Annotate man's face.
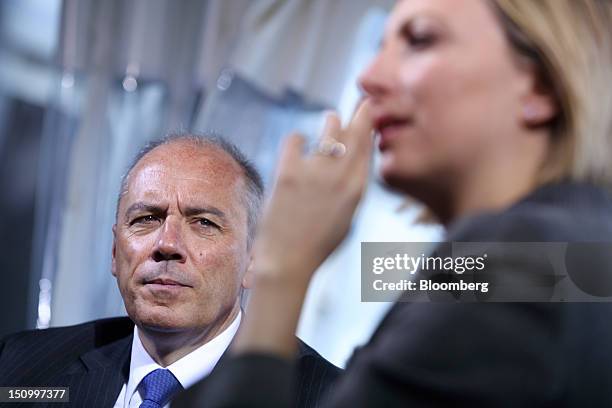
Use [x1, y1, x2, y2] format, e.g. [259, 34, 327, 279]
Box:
[112, 141, 250, 333]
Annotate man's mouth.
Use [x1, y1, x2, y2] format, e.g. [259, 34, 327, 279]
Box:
[145, 278, 190, 287]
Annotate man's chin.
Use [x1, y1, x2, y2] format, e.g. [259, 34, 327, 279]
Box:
[139, 323, 186, 333]
[130, 306, 192, 333]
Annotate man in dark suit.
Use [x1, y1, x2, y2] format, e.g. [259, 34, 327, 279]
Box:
[0, 134, 339, 408]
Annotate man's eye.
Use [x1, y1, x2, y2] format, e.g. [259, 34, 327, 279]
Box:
[131, 215, 159, 225]
[197, 218, 220, 229]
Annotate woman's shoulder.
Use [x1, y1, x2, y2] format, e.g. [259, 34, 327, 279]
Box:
[447, 181, 612, 242]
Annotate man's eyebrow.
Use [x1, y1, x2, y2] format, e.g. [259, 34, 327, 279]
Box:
[124, 202, 165, 220]
[183, 206, 227, 222]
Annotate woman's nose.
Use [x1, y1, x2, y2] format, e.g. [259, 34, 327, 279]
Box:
[358, 48, 395, 99]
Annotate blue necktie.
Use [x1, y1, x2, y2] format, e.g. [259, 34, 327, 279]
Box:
[138, 368, 183, 408]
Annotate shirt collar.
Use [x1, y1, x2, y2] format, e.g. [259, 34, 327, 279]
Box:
[124, 312, 241, 405]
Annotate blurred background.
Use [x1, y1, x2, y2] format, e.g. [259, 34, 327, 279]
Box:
[0, 0, 441, 367]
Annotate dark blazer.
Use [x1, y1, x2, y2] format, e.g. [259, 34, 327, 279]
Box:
[0, 317, 340, 408]
[191, 182, 612, 407]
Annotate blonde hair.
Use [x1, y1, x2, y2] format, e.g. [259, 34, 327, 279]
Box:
[492, 0, 612, 187]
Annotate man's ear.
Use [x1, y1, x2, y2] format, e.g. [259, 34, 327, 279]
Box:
[520, 68, 559, 127]
[111, 224, 117, 278]
[242, 255, 255, 289]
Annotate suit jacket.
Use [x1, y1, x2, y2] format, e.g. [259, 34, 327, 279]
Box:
[190, 182, 612, 407]
[0, 317, 340, 408]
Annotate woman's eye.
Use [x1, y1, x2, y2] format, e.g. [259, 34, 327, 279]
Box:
[408, 32, 435, 48]
[400, 21, 437, 50]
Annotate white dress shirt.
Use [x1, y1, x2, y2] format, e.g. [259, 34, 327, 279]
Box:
[113, 312, 241, 408]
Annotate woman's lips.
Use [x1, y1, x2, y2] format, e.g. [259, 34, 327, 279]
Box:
[376, 119, 412, 151]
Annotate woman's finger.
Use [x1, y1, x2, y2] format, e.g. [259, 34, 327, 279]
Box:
[320, 111, 342, 142]
[345, 98, 375, 162]
[277, 133, 306, 172]
[310, 112, 345, 162]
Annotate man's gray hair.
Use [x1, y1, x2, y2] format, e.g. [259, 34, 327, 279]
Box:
[117, 132, 264, 247]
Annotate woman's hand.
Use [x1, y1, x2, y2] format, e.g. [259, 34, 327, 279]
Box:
[252, 100, 375, 283]
[234, 101, 374, 357]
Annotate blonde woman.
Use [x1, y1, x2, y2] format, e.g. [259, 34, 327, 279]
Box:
[177, 0, 612, 406]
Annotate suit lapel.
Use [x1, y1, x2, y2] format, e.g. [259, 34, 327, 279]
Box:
[61, 334, 132, 408]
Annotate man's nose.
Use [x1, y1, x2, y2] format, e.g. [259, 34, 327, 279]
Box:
[152, 218, 187, 262]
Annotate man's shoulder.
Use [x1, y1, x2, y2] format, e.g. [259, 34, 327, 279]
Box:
[296, 338, 340, 371]
[0, 317, 133, 385]
[294, 338, 341, 407]
[172, 336, 341, 408]
[1, 316, 133, 349]
[296, 337, 323, 358]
